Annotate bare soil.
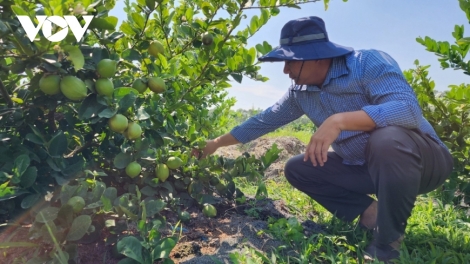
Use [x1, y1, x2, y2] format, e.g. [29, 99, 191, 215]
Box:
[0, 136, 323, 264]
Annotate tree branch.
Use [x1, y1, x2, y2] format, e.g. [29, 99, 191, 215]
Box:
[64, 141, 97, 159]
[178, 8, 242, 103]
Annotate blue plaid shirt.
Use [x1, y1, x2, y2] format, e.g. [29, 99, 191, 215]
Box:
[230, 49, 447, 165]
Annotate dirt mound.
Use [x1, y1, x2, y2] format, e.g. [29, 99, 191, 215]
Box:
[214, 136, 307, 179]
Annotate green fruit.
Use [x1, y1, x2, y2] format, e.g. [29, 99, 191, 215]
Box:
[39, 74, 61, 95]
[108, 114, 128, 133]
[179, 211, 190, 222]
[67, 196, 85, 213]
[60, 76, 88, 101]
[95, 78, 114, 96]
[132, 79, 148, 94]
[202, 204, 217, 218]
[155, 164, 169, 182]
[125, 122, 142, 140]
[148, 77, 166, 93]
[125, 162, 141, 178]
[148, 41, 164, 57]
[202, 33, 213, 46]
[96, 59, 117, 78]
[209, 176, 220, 186]
[167, 157, 183, 170]
[215, 183, 226, 192]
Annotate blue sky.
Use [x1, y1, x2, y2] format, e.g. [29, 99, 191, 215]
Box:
[110, 0, 469, 110]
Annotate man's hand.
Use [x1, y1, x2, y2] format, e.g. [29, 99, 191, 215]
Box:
[304, 115, 342, 166]
[303, 111, 376, 166]
[191, 140, 219, 159]
[190, 133, 240, 159]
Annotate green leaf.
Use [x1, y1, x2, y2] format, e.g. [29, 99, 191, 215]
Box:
[103, 187, 117, 201]
[201, 2, 214, 17]
[114, 152, 132, 169]
[117, 236, 144, 263]
[62, 158, 85, 177]
[139, 186, 157, 197]
[48, 131, 67, 158]
[21, 193, 41, 209]
[28, 125, 44, 140]
[66, 215, 92, 241]
[230, 73, 243, 83]
[118, 93, 137, 112]
[255, 44, 265, 55]
[78, 94, 107, 120]
[20, 166, 37, 188]
[114, 87, 139, 101]
[89, 17, 118, 30]
[0, 20, 8, 34]
[36, 207, 60, 223]
[120, 22, 137, 35]
[185, 8, 194, 21]
[14, 154, 30, 178]
[249, 15, 259, 35]
[255, 181, 268, 199]
[119, 205, 138, 221]
[63, 45, 84, 71]
[57, 204, 74, 227]
[260, 143, 281, 169]
[122, 49, 142, 62]
[131, 13, 145, 29]
[247, 47, 256, 65]
[11, 5, 29, 16]
[152, 237, 177, 259]
[457, 37, 470, 45]
[146, 0, 156, 9]
[47, 158, 61, 172]
[144, 199, 166, 217]
[101, 196, 113, 212]
[98, 107, 118, 118]
[25, 133, 44, 145]
[91, 181, 106, 203]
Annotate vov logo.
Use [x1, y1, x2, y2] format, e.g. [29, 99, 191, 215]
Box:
[17, 16, 94, 42]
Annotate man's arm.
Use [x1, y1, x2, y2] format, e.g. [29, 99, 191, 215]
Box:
[196, 89, 304, 158]
[360, 50, 422, 129]
[303, 110, 376, 166]
[334, 110, 376, 131]
[197, 133, 240, 158]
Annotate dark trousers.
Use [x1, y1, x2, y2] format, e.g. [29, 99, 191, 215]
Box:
[284, 126, 453, 245]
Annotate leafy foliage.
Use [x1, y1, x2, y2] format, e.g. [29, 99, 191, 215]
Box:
[407, 0, 470, 205]
[0, 0, 325, 262]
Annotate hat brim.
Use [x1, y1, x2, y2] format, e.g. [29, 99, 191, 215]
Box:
[258, 41, 354, 62]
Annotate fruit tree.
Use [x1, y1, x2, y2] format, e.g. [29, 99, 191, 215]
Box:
[0, 0, 320, 262]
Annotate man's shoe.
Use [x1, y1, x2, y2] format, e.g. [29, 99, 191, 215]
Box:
[363, 241, 400, 263]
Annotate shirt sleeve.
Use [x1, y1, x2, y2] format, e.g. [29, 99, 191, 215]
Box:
[230, 89, 304, 143]
[360, 50, 422, 129]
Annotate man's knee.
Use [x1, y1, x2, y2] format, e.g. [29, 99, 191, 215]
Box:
[284, 155, 304, 182]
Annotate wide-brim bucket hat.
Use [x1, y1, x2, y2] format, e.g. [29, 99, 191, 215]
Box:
[258, 16, 353, 62]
